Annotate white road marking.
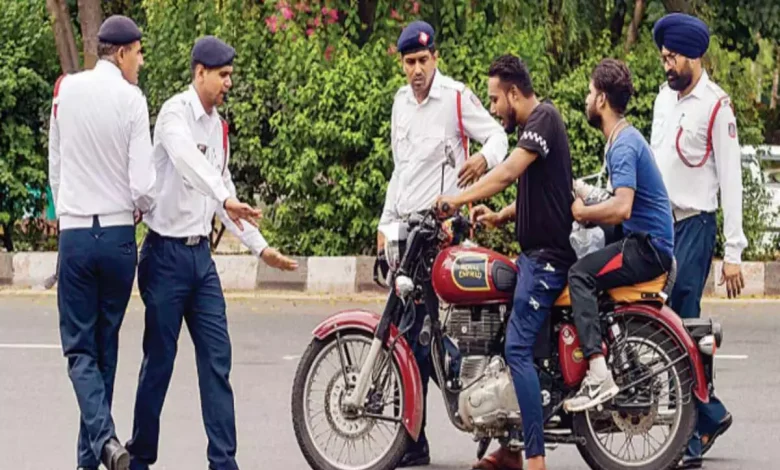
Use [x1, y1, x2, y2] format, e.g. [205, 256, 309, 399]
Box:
[283, 355, 301, 361]
[716, 354, 749, 360]
[0, 343, 60, 349]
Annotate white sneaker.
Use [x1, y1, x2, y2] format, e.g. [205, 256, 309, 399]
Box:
[564, 370, 619, 413]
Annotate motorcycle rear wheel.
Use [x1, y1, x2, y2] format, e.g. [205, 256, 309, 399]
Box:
[291, 330, 411, 470]
[573, 313, 697, 470]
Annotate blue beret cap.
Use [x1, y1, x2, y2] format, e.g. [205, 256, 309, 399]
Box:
[97, 15, 142, 45]
[191, 36, 236, 69]
[653, 13, 710, 59]
[397, 21, 435, 55]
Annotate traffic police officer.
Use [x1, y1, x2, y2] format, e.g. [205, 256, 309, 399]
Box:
[124, 36, 298, 470]
[650, 13, 746, 469]
[49, 14, 155, 470]
[379, 21, 509, 467]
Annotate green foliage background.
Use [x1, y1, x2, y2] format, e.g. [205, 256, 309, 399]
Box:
[2, 0, 778, 260]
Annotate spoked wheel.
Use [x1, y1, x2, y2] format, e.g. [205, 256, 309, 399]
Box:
[574, 313, 697, 470]
[291, 330, 411, 470]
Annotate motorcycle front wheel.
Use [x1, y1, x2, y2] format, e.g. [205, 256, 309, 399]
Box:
[573, 313, 698, 470]
[291, 330, 411, 470]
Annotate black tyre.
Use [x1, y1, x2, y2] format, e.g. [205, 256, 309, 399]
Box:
[291, 330, 411, 470]
[573, 312, 698, 470]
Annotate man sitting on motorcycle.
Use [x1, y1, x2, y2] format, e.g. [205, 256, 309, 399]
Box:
[563, 59, 675, 413]
[436, 54, 577, 470]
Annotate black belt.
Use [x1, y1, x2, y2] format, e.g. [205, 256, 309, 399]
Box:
[148, 230, 207, 246]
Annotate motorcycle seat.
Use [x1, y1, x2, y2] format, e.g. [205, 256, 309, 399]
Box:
[553, 273, 669, 307]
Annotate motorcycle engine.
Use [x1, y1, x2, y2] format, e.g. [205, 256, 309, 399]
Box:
[444, 306, 521, 433]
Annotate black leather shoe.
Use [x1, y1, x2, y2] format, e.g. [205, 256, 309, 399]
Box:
[101, 438, 130, 470]
[398, 443, 430, 467]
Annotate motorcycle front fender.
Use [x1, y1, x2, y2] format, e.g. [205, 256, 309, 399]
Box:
[615, 304, 710, 404]
[312, 309, 425, 441]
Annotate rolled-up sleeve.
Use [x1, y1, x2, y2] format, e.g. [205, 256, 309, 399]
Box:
[459, 88, 508, 169]
[712, 99, 748, 264]
[156, 100, 231, 204]
[48, 103, 61, 209]
[127, 93, 156, 212]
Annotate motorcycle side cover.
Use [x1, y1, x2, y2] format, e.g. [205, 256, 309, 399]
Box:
[311, 309, 425, 441]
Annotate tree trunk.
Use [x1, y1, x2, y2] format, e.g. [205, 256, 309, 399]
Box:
[610, 0, 627, 47]
[625, 0, 646, 51]
[357, 0, 378, 47]
[771, 45, 779, 110]
[78, 0, 103, 69]
[46, 0, 80, 73]
[661, 0, 693, 13]
[1, 223, 13, 252]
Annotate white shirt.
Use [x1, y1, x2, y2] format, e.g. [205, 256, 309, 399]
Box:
[144, 85, 268, 256]
[650, 71, 748, 264]
[48, 60, 156, 229]
[380, 70, 508, 224]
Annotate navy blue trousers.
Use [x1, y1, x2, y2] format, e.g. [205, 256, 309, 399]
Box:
[405, 302, 435, 452]
[506, 253, 568, 458]
[57, 218, 137, 468]
[126, 231, 237, 470]
[670, 213, 729, 458]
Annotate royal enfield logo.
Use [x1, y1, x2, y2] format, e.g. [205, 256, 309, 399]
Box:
[451, 253, 490, 292]
[562, 327, 575, 346]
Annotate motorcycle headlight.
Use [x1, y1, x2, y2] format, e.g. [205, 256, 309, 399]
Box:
[379, 222, 408, 272]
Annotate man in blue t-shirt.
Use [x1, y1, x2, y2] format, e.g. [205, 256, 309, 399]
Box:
[564, 59, 674, 413]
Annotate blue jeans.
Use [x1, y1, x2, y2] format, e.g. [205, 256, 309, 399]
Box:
[57, 218, 137, 468]
[505, 253, 568, 458]
[670, 213, 729, 458]
[127, 231, 237, 470]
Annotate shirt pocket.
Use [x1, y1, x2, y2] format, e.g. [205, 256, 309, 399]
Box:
[409, 123, 446, 163]
[675, 113, 710, 164]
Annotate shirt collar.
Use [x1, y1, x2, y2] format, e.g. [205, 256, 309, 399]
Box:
[679, 70, 710, 101]
[406, 68, 443, 104]
[186, 84, 216, 122]
[95, 59, 123, 78]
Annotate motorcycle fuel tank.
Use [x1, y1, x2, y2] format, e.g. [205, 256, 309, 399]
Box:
[432, 246, 517, 305]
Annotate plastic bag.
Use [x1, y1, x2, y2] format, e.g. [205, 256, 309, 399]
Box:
[569, 221, 606, 259]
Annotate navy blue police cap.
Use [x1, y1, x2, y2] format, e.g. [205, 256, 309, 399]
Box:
[191, 36, 236, 69]
[97, 15, 142, 45]
[653, 13, 710, 59]
[397, 21, 435, 55]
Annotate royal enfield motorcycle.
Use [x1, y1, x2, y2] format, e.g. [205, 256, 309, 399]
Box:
[291, 205, 723, 470]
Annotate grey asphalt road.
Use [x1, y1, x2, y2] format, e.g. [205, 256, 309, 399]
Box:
[0, 294, 778, 470]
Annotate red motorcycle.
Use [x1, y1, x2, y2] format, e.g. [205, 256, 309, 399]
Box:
[291, 206, 722, 470]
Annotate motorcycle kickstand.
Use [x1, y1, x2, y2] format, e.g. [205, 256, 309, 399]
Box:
[476, 437, 491, 460]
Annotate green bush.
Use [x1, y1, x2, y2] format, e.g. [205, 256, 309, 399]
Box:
[0, 0, 60, 250]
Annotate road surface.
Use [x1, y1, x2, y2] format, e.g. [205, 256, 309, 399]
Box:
[0, 294, 777, 469]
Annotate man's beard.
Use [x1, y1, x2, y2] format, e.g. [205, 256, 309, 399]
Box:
[586, 105, 602, 130]
[666, 69, 693, 91]
[503, 108, 518, 133]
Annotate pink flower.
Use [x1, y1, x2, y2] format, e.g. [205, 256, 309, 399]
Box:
[295, 1, 310, 13]
[328, 9, 339, 21]
[313, 16, 322, 27]
[265, 16, 278, 33]
[412, 1, 420, 14]
[387, 44, 397, 55]
[321, 6, 329, 15]
[281, 6, 294, 20]
[324, 45, 334, 61]
[306, 28, 314, 37]
[391, 9, 401, 20]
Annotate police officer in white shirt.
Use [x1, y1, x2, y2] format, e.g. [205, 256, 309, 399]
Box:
[124, 36, 297, 470]
[48, 15, 154, 470]
[379, 21, 509, 467]
[650, 13, 743, 469]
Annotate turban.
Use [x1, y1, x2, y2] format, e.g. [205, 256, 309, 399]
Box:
[653, 13, 710, 59]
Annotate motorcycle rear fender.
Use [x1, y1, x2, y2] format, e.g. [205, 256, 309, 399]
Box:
[614, 304, 709, 403]
[311, 309, 425, 441]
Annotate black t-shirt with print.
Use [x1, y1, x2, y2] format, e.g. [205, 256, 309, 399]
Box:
[514, 100, 577, 268]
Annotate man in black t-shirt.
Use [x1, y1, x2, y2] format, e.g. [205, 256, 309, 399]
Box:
[436, 54, 575, 470]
